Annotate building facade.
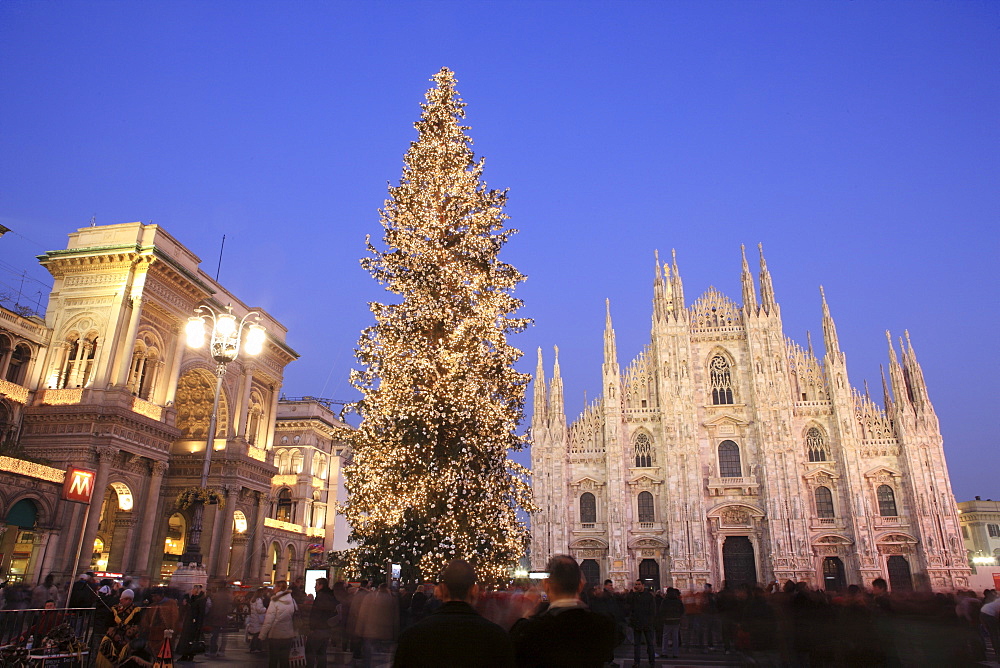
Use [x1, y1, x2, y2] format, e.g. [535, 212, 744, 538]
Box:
[958, 498, 1000, 567]
[0, 222, 306, 585]
[266, 396, 352, 584]
[531, 246, 970, 593]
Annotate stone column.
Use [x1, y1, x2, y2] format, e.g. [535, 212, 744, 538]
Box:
[0, 343, 14, 379]
[131, 461, 168, 575]
[67, 337, 86, 387]
[210, 486, 238, 579]
[161, 327, 185, 406]
[107, 514, 137, 572]
[234, 364, 255, 439]
[38, 529, 61, 582]
[229, 536, 248, 582]
[113, 297, 144, 387]
[248, 493, 268, 584]
[76, 446, 117, 573]
[264, 385, 280, 449]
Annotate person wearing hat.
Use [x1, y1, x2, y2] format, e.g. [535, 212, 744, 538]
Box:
[141, 588, 179, 658]
[69, 572, 98, 608]
[96, 588, 146, 668]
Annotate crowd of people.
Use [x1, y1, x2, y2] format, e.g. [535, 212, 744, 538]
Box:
[2, 560, 999, 667]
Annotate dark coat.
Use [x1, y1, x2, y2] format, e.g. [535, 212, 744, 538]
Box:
[510, 602, 616, 668]
[68, 580, 95, 608]
[393, 600, 515, 668]
[626, 589, 656, 629]
[309, 586, 339, 631]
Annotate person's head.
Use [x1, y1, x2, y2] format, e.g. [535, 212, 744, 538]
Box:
[43, 574, 54, 587]
[274, 580, 288, 592]
[633, 580, 645, 593]
[44, 599, 56, 610]
[150, 588, 165, 602]
[120, 589, 135, 604]
[85, 572, 97, 583]
[315, 577, 328, 593]
[704, 583, 713, 591]
[603, 579, 613, 590]
[544, 555, 583, 601]
[437, 559, 478, 603]
[872, 578, 888, 594]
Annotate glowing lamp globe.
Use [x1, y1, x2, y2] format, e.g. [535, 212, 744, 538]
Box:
[185, 316, 206, 348]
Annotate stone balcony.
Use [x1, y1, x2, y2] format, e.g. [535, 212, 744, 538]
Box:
[0, 377, 29, 404]
[810, 516, 846, 530]
[874, 515, 906, 528]
[707, 475, 760, 496]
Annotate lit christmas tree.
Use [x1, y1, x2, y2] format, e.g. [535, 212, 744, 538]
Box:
[341, 68, 533, 584]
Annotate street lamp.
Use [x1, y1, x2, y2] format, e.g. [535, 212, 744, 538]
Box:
[177, 303, 266, 568]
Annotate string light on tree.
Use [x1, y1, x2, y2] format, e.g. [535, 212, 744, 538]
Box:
[339, 67, 534, 584]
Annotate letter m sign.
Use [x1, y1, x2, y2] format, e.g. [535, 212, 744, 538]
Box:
[63, 468, 97, 503]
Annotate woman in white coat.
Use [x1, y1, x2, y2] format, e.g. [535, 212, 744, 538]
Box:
[259, 580, 298, 668]
[246, 588, 269, 653]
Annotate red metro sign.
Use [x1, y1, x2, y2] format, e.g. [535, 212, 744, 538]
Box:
[63, 467, 97, 503]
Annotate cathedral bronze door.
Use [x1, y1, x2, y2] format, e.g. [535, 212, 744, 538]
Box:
[722, 536, 755, 588]
[581, 559, 601, 589]
[886, 555, 913, 592]
[822, 557, 846, 591]
[639, 558, 660, 591]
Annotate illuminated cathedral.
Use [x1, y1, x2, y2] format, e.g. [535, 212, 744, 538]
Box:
[530, 245, 970, 592]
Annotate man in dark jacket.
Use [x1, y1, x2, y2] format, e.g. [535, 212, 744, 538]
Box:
[626, 579, 656, 667]
[510, 555, 616, 668]
[394, 560, 514, 668]
[307, 578, 339, 668]
[68, 572, 97, 608]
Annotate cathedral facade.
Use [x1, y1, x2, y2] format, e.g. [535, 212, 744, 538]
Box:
[530, 246, 970, 593]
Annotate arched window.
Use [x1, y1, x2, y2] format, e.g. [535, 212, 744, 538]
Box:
[6, 343, 30, 385]
[718, 440, 742, 478]
[246, 392, 264, 446]
[276, 488, 293, 522]
[877, 485, 898, 517]
[634, 433, 652, 468]
[806, 427, 827, 462]
[709, 355, 734, 405]
[579, 492, 596, 524]
[637, 491, 655, 523]
[291, 449, 304, 474]
[815, 486, 835, 518]
[275, 450, 290, 474]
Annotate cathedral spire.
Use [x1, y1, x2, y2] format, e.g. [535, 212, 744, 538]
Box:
[880, 363, 894, 412]
[670, 248, 685, 316]
[806, 330, 814, 356]
[758, 243, 776, 314]
[533, 346, 547, 430]
[604, 298, 620, 376]
[653, 250, 667, 322]
[741, 244, 758, 313]
[820, 286, 840, 356]
[903, 331, 929, 403]
[549, 345, 565, 421]
[886, 330, 910, 410]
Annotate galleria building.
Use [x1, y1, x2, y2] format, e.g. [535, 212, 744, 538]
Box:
[530, 246, 971, 593]
[0, 222, 351, 586]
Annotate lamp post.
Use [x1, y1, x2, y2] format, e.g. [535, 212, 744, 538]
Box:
[177, 303, 266, 569]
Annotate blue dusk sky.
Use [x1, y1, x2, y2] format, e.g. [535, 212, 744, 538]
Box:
[1, 2, 996, 500]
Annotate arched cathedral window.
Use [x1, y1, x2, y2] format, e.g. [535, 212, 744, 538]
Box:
[815, 486, 835, 518]
[806, 427, 827, 462]
[709, 355, 734, 405]
[877, 485, 898, 517]
[718, 440, 742, 478]
[634, 433, 652, 468]
[579, 492, 596, 524]
[275, 488, 293, 522]
[637, 491, 655, 523]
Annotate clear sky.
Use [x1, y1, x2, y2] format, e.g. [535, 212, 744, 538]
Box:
[1, 1, 996, 500]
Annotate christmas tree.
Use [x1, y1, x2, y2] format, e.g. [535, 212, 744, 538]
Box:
[342, 68, 533, 584]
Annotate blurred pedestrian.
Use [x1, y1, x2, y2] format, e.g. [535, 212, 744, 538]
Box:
[394, 559, 514, 668]
[260, 580, 298, 668]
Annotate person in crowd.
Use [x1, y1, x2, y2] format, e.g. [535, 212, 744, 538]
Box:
[246, 587, 269, 654]
[95, 589, 147, 668]
[176, 583, 208, 661]
[393, 559, 514, 668]
[16, 599, 64, 645]
[306, 577, 339, 668]
[981, 590, 1000, 662]
[357, 583, 399, 668]
[141, 588, 179, 659]
[205, 583, 234, 658]
[260, 580, 299, 668]
[290, 576, 308, 606]
[658, 587, 684, 658]
[69, 572, 97, 608]
[626, 579, 656, 668]
[510, 554, 616, 668]
[30, 574, 59, 609]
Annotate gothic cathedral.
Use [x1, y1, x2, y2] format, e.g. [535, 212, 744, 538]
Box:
[530, 245, 970, 593]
